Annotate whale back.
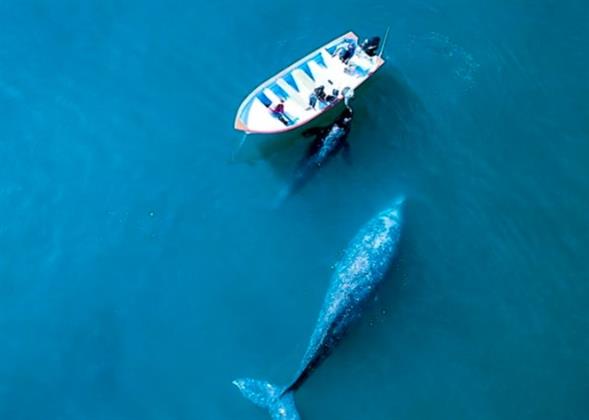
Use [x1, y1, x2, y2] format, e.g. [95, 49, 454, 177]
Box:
[316, 204, 403, 348]
[330, 204, 403, 302]
[314, 125, 348, 163]
[289, 202, 404, 389]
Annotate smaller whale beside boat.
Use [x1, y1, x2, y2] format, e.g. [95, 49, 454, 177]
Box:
[275, 108, 353, 205]
[233, 198, 405, 419]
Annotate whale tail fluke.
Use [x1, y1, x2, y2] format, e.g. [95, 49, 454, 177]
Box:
[232, 378, 300, 420]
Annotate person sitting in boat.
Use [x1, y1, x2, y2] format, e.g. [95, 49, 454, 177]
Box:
[307, 85, 340, 110]
[325, 88, 339, 103]
[307, 85, 326, 110]
[307, 89, 318, 110]
[271, 99, 293, 125]
[339, 42, 356, 64]
[315, 85, 327, 101]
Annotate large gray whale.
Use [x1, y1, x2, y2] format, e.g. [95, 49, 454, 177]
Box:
[233, 198, 405, 419]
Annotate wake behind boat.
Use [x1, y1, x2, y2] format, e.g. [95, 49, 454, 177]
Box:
[234, 32, 385, 134]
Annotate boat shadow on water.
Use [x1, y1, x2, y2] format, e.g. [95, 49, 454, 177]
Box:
[348, 67, 433, 164]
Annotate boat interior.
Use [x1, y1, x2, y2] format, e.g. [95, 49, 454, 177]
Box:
[238, 38, 380, 133]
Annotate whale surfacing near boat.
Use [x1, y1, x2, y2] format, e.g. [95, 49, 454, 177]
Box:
[275, 108, 353, 206]
[233, 198, 405, 419]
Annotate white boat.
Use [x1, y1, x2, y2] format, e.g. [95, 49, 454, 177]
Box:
[234, 32, 385, 134]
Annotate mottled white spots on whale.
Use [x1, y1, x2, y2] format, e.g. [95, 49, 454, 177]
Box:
[372, 232, 388, 248]
[368, 215, 397, 249]
[382, 215, 395, 228]
[349, 254, 369, 276]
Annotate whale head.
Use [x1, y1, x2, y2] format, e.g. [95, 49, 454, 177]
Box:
[335, 108, 353, 130]
[363, 196, 405, 252]
[380, 196, 405, 226]
[378, 196, 405, 231]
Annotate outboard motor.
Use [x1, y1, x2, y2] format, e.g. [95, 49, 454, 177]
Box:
[360, 36, 381, 57]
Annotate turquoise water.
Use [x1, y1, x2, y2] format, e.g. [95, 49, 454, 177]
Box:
[1, 1, 588, 419]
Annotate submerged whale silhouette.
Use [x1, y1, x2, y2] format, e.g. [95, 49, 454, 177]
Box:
[275, 108, 353, 205]
[233, 198, 405, 419]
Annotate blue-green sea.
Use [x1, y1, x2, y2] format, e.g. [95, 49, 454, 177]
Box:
[1, 1, 588, 419]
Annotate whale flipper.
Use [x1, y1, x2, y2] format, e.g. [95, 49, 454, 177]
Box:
[232, 378, 300, 420]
